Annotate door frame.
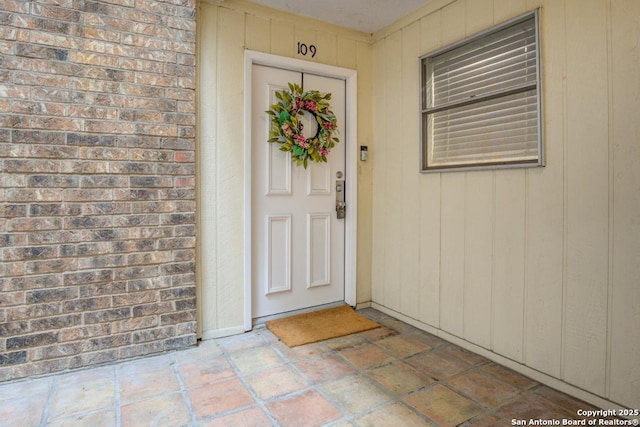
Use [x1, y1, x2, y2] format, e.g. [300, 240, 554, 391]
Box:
[243, 50, 358, 330]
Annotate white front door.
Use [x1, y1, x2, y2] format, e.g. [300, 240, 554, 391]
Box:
[251, 64, 346, 319]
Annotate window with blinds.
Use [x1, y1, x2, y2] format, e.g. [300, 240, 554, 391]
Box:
[420, 11, 542, 171]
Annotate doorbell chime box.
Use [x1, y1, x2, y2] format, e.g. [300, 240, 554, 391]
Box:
[360, 146, 368, 161]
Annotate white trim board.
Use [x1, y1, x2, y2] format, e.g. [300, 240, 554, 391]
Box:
[243, 50, 358, 331]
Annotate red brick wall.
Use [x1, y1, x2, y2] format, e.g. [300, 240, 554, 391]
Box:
[0, 0, 197, 381]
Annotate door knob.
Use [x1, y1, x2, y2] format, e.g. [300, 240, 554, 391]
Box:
[336, 179, 345, 219]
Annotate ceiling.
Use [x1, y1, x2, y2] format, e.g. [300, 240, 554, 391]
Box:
[249, 0, 432, 33]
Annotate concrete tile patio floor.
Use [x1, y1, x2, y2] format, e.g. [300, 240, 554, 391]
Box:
[0, 308, 600, 427]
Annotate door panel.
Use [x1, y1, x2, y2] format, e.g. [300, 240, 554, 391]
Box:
[251, 65, 346, 319]
[308, 212, 331, 287]
[266, 214, 291, 294]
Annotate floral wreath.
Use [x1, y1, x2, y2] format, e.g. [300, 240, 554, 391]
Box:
[266, 83, 339, 169]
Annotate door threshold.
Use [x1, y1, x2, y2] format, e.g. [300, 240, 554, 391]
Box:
[252, 301, 348, 327]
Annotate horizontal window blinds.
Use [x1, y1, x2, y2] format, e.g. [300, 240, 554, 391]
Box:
[421, 13, 541, 170]
[428, 90, 539, 166]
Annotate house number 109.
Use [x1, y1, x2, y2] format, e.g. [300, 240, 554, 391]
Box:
[297, 42, 316, 58]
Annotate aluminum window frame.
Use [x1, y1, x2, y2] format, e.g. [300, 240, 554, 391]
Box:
[419, 10, 544, 173]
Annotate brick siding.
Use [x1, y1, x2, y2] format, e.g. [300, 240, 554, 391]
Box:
[0, 0, 197, 381]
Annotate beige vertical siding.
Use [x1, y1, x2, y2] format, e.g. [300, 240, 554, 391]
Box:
[564, 0, 609, 396]
[609, 0, 640, 408]
[371, 0, 640, 409]
[197, 0, 373, 337]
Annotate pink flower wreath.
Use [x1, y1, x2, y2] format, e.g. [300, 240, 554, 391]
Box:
[266, 83, 339, 169]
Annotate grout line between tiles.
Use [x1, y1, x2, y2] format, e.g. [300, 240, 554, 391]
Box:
[39, 376, 55, 427]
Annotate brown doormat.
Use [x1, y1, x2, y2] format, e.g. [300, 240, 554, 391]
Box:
[265, 305, 380, 347]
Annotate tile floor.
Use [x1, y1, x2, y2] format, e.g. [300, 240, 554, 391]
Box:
[0, 308, 604, 427]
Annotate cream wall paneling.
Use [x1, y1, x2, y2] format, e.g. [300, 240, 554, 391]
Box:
[369, 0, 640, 411]
[609, 0, 640, 407]
[563, 0, 609, 396]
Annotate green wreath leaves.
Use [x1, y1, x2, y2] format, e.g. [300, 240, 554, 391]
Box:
[266, 82, 339, 169]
